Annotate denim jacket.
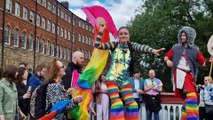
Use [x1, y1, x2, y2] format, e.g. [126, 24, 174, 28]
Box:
[0, 78, 18, 120]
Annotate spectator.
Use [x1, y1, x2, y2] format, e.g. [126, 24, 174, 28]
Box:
[128, 70, 144, 109]
[95, 74, 109, 120]
[0, 65, 22, 120]
[62, 51, 84, 90]
[27, 63, 46, 91]
[144, 69, 163, 120]
[16, 67, 31, 116]
[19, 62, 32, 82]
[203, 76, 213, 120]
[197, 76, 210, 120]
[45, 59, 84, 119]
[19, 62, 28, 68]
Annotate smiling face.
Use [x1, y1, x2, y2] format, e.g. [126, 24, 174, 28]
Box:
[118, 27, 130, 43]
[56, 60, 66, 78]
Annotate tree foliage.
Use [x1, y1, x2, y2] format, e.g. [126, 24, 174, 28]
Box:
[127, 0, 213, 91]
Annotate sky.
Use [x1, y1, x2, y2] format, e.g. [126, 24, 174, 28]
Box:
[58, 0, 144, 30]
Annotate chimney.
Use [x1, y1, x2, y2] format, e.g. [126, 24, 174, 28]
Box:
[61, 1, 69, 9]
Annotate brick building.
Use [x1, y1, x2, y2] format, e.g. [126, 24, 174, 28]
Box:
[0, 0, 94, 70]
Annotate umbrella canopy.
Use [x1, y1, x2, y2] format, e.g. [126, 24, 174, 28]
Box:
[82, 5, 117, 39]
[207, 35, 213, 56]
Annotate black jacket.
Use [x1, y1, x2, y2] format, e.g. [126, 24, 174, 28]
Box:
[62, 62, 81, 90]
[16, 83, 30, 116]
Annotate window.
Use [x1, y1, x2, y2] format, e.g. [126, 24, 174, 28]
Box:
[82, 23, 84, 29]
[61, 28, 63, 37]
[85, 51, 88, 59]
[58, 8, 60, 16]
[21, 32, 27, 49]
[85, 36, 88, 44]
[37, 0, 41, 4]
[82, 35, 84, 43]
[15, 3, 20, 16]
[60, 46, 63, 58]
[61, 11, 64, 19]
[46, 41, 50, 55]
[36, 37, 39, 52]
[79, 21, 81, 27]
[47, 20, 51, 31]
[30, 11, 34, 23]
[64, 30, 67, 39]
[72, 34, 75, 42]
[41, 39, 44, 53]
[57, 26, 60, 35]
[42, 0, 46, 7]
[47, 2, 52, 10]
[42, 17, 46, 29]
[52, 23, 55, 33]
[67, 32, 70, 40]
[23, 7, 28, 20]
[68, 16, 71, 23]
[14, 28, 19, 47]
[36, 14, 40, 26]
[6, 0, 12, 12]
[63, 48, 67, 59]
[78, 34, 81, 42]
[4, 25, 11, 45]
[29, 34, 33, 50]
[52, 5, 56, 13]
[67, 49, 70, 61]
[73, 19, 75, 26]
[51, 43, 54, 56]
[65, 14, 67, 21]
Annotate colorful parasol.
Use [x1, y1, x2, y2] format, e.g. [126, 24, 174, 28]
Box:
[207, 35, 213, 76]
[82, 5, 117, 39]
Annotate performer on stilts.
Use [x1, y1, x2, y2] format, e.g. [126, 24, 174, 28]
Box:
[164, 26, 213, 120]
[95, 19, 165, 120]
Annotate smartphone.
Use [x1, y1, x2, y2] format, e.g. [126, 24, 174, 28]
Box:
[27, 86, 32, 92]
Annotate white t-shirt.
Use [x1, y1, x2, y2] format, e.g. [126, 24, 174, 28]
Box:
[133, 79, 140, 98]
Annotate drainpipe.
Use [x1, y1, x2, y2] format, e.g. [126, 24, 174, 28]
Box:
[33, 0, 38, 71]
[1, 0, 6, 67]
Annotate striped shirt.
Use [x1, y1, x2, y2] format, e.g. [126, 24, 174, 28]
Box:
[95, 32, 153, 53]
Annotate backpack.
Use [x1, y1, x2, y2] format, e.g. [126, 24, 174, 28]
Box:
[111, 42, 135, 77]
[30, 83, 48, 119]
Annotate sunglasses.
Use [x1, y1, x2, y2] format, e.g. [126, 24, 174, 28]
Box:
[58, 65, 65, 70]
[119, 32, 128, 35]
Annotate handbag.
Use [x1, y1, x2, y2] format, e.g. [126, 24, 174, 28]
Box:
[205, 104, 213, 114]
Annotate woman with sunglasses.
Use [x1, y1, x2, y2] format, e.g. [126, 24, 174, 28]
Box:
[94, 19, 165, 120]
[45, 59, 84, 120]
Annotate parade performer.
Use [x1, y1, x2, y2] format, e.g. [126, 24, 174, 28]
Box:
[94, 20, 165, 120]
[164, 26, 213, 120]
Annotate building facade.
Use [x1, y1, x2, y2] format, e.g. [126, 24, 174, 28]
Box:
[0, 0, 94, 70]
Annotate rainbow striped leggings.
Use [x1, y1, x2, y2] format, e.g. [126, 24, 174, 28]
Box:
[181, 92, 199, 120]
[105, 81, 139, 120]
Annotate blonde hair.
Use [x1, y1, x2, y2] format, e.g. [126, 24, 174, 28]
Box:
[205, 76, 213, 84]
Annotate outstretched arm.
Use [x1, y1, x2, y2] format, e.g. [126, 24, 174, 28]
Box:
[131, 42, 165, 55]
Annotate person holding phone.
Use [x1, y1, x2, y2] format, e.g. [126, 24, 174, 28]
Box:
[16, 67, 31, 117]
